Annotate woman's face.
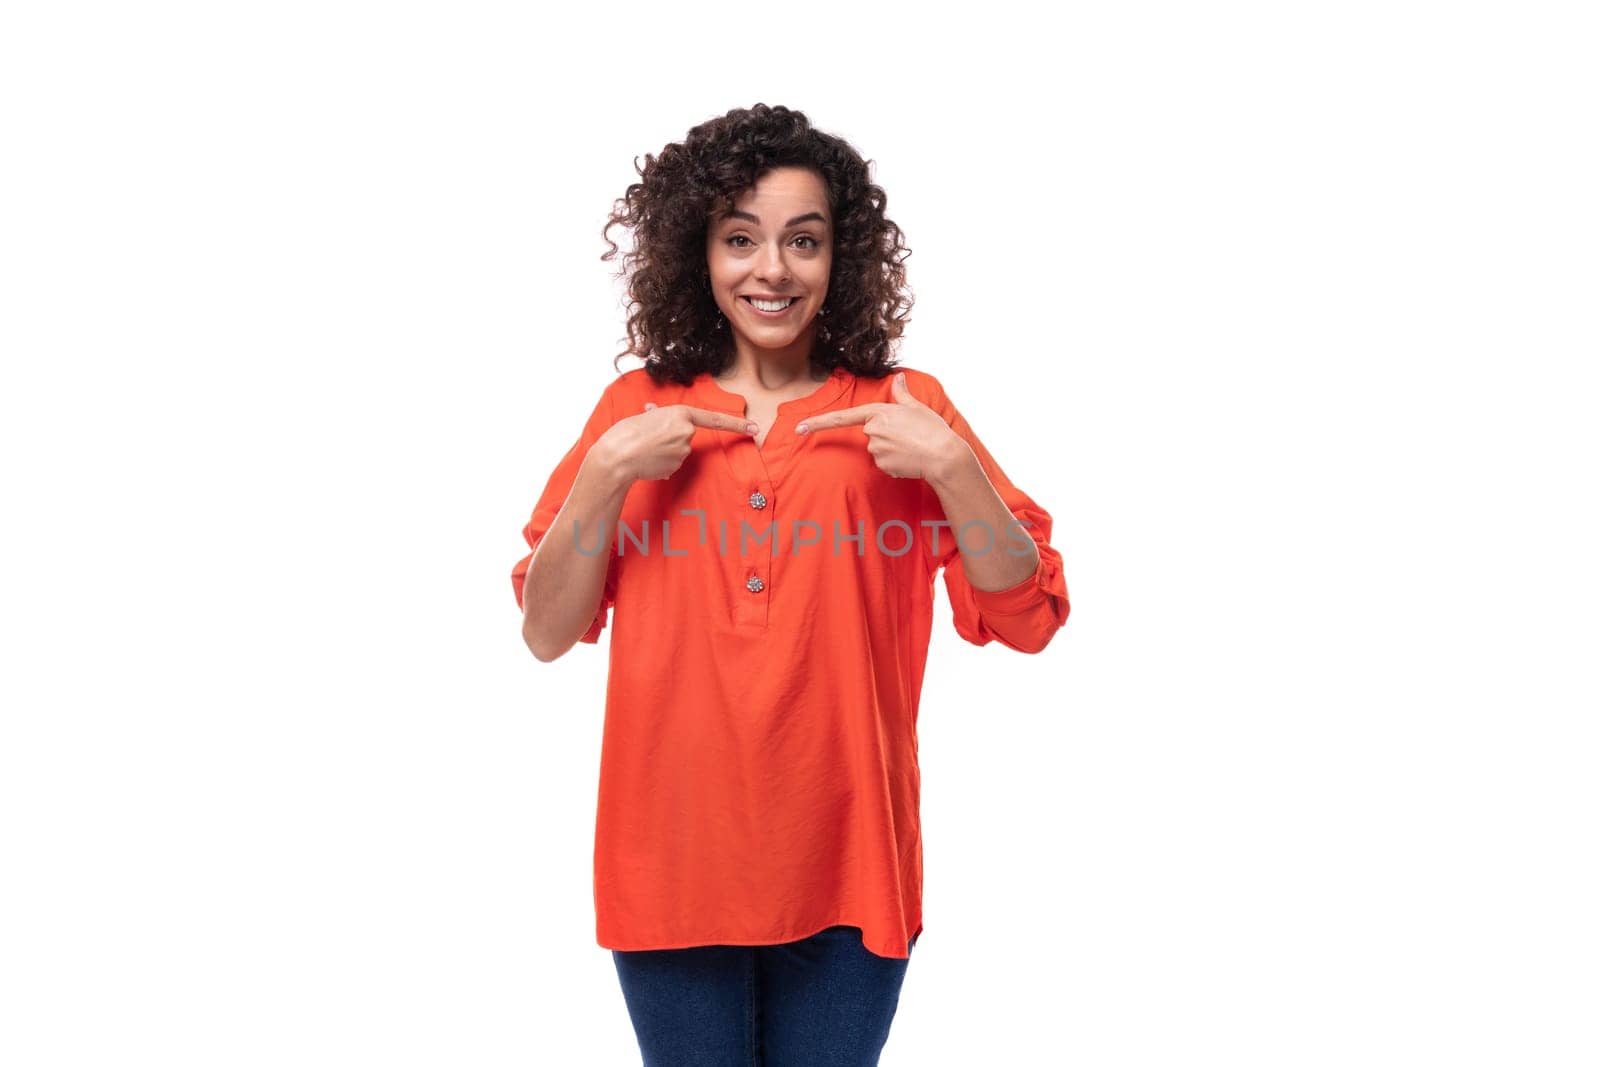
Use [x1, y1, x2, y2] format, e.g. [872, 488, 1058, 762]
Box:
[705, 166, 833, 360]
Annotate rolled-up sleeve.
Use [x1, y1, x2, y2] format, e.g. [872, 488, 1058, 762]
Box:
[917, 373, 1071, 653]
[511, 384, 621, 643]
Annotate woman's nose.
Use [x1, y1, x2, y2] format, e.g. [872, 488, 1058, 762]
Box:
[754, 247, 790, 284]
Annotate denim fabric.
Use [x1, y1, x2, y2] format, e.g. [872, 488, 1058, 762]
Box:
[611, 924, 919, 1066]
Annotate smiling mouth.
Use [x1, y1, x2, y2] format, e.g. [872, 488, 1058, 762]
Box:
[741, 296, 799, 316]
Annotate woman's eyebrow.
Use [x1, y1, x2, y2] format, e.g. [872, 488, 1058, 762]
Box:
[720, 209, 828, 228]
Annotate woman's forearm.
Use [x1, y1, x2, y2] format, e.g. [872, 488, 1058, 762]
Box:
[925, 448, 1041, 592]
[521, 447, 635, 661]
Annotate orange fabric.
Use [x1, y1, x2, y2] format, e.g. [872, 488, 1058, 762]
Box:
[511, 365, 1070, 959]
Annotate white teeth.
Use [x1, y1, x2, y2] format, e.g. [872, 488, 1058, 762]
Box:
[747, 297, 795, 312]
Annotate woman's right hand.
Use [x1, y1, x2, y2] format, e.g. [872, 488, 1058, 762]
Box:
[593, 403, 758, 483]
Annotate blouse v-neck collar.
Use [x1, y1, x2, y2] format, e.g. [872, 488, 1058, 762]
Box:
[692, 365, 854, 490]
[691, 365, 853, 419]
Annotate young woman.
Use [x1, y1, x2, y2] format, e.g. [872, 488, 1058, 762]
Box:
[512, 103, 1070, 1065]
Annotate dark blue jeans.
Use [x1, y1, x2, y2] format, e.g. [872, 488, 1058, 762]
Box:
[611, 924, 919, 1066]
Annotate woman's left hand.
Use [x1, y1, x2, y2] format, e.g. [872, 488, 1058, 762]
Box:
[796, 372, 971, 482]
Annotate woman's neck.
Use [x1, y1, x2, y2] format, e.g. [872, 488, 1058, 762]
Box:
[714, 346, 827, 391]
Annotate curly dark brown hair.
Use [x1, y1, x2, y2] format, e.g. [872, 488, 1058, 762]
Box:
[601, 103, 913, 386]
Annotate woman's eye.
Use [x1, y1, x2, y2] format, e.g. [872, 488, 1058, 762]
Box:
[726, 234, 819, 249]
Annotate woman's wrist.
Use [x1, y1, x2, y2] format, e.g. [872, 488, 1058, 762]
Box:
[580, 440, 638, 499]
[923, 438, 980, 495]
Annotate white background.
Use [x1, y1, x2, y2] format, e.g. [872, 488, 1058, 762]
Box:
[3, 1, 1596, 1063]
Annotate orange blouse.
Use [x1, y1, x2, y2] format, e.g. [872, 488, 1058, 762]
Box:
[511, 365, 1070, 959]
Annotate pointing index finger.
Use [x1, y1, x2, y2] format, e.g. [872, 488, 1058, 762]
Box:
[796, 403, 886, 434]
[680, 405, 759, 434]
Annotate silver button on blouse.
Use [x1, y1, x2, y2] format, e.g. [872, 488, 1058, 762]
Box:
[746, 575, 765, 593]
[749, 490, 767, 510]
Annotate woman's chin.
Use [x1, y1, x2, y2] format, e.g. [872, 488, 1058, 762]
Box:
[735, 322, 817, 349]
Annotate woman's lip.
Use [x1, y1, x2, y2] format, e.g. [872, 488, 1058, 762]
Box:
[741, 296, 800, 318]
